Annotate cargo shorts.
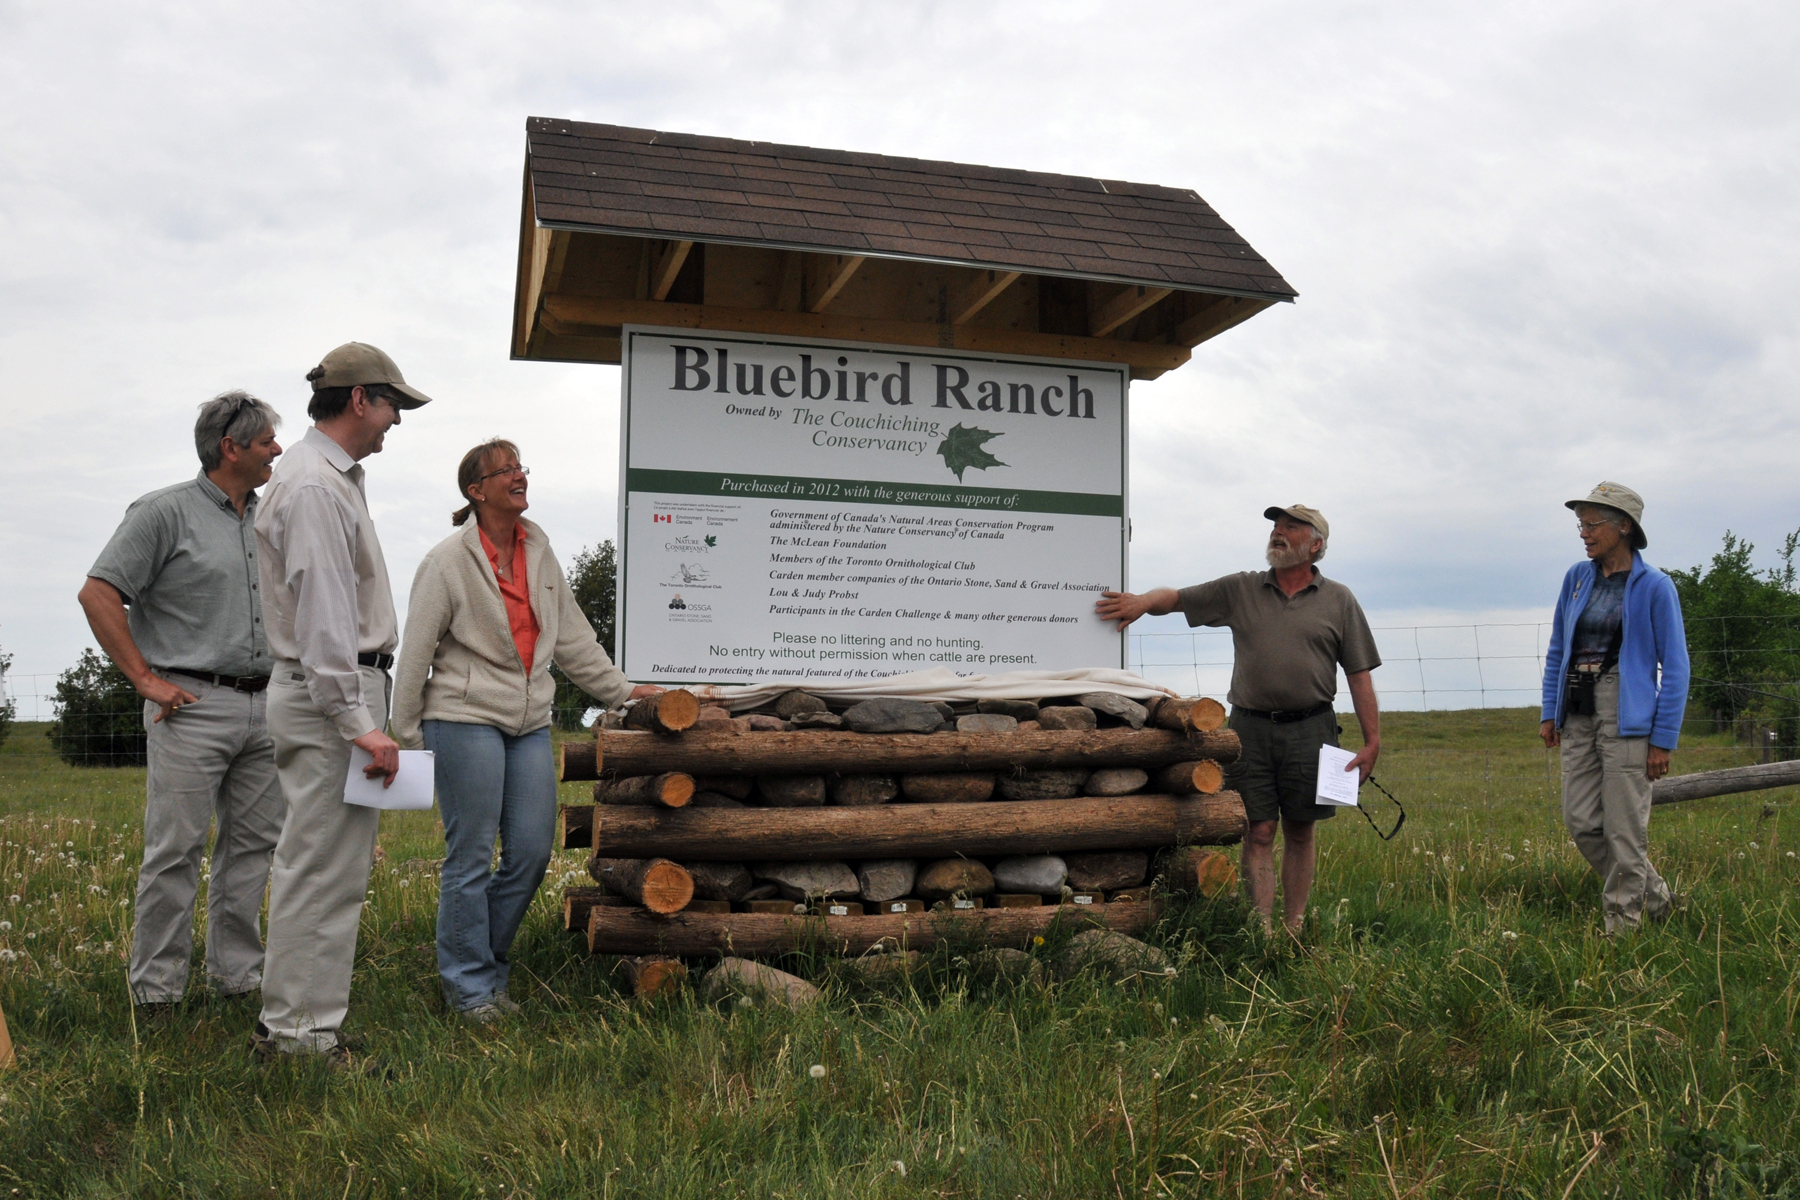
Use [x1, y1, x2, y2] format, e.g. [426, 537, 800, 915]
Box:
[1226, 707, 1341, 824]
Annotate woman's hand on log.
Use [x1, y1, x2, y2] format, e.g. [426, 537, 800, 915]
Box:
[1647, 746, 1671, 782]
[628, 684, 666, 700]
[1540, 720, 1560, 750]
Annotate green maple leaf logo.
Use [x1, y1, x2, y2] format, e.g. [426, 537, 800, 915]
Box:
[936, 424, 1007, 482]
[703, 535, 717, 547]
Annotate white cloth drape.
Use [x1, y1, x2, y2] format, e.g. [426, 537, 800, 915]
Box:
[688, 667, 1176, 712]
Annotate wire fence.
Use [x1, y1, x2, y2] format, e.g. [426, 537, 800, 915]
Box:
[5, 619, 1796, 800]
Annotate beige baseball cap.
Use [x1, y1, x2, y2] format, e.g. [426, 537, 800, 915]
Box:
[1263, 504, 1329, 541]
[306, 342, 434, 409]
[1566, 481, 1646, 549]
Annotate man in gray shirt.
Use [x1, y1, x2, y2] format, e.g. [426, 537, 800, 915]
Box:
[79, 391, 287, 1010]
[251, 343, 431, 1065]
[1096, 505, 1383, 937]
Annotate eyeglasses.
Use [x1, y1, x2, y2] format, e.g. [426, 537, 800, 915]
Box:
[476, 464, 530, 484]
[1576, 519, 1619, 534]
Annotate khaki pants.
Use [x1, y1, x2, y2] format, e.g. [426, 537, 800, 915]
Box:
[1560, 672, 1671, 932]
[132, 676, 283, 1003]
[259, 661, 387, 1053]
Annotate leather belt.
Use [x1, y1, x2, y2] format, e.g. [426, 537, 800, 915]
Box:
[164, 669, 270, 694]
[357, 652, 395, 671]
[1572, 662, 1611, 675]
[1234, 701, 1333, 724]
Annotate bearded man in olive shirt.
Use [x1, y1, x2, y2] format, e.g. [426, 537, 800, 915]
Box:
[1097, 505, 1383, 936]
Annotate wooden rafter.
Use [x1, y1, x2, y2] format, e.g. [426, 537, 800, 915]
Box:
[1090, 284, 1173, 338]
[804, 254, 866, 313]
[649, 240, 695, 302]
[1172, 295, 1272, 347]
[948, 268, 1021, 325]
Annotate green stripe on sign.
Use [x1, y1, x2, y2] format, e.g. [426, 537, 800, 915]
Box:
[625, 469, 1123, 517]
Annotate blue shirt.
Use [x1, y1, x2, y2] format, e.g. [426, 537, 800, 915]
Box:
[1542, 552, 1690, 748]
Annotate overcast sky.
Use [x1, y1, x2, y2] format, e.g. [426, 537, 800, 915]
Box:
[3, 0, 1796, 709]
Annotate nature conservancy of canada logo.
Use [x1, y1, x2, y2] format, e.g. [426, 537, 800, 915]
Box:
[937, 424, 1006, 482]
[664, 534, 716, 554]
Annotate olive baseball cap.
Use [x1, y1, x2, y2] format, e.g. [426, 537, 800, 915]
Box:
[1566, 481, 1647, 549]
[1263, 504, 1329, 541]
[306, 342, 434, 409]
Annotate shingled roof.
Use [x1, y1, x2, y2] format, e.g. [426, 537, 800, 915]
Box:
[526, 118, 1295, 302]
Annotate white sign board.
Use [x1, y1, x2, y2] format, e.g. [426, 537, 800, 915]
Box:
[617, 327, 1127, 685]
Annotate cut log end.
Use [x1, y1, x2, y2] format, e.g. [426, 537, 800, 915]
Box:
[595, 772, 695, 809]
[1160, 847, 1239, 898]
[619, 955, 689, 999]
[559, 739, 600, 782]
[624, 690, 702, 735]
[591, 856, 697, 914]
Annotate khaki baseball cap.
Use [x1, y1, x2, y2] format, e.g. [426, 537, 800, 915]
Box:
[1566, 481, 1647, 549]
[1263, 504, 1329, 541]
[306, 342, 433, 409]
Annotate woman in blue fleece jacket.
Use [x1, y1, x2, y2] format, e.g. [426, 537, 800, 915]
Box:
[1540, 482, 1689, 932]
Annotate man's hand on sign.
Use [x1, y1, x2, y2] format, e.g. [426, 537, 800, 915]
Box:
[1094, 587, 1179, 631]
[140, 674, 201, 725]
[352, 729, 402, 788]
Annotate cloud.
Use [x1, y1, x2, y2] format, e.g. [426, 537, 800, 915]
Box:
[3, 0, 1797, 704]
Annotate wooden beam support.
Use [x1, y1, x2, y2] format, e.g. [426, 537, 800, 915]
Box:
[590, 793, 1246, 861]
[804, 253, 866, 313]
[948, 268, 1021, 324]
[1172, 295, 1274, 347]
[649, 240, 695, 302]
[1091, 284, 1173, 338]
[541, 294, 1191, 375]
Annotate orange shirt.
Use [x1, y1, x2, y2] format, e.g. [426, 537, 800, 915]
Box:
[478, 523, 540, 675]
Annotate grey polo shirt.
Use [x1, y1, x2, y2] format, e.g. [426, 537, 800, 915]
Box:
[1177, 569, 1381, 712]
[88, 472, 270, 678]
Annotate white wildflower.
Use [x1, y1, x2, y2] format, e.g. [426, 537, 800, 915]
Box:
[808, 1064, 826, 1079]
[1501, 931, 1517, 941]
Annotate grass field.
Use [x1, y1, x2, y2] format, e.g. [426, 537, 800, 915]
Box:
[3, 711, 1799, 1197]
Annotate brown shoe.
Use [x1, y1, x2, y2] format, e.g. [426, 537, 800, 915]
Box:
[249, 1022, 355, 1070]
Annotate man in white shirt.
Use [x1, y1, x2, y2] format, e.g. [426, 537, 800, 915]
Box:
[250, 343, 432, 1064]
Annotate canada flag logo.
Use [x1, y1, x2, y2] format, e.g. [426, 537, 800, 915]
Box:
[652, 513, 673, 523]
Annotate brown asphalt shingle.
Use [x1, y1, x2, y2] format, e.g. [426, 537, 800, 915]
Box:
[526, 118, 1295, 300]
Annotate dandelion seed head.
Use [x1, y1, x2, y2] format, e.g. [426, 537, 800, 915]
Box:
[808, 1064, 826, 1079]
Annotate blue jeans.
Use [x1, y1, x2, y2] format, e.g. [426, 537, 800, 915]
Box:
[422, 721, 557, 1011]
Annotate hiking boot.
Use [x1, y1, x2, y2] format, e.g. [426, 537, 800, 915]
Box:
[458, 1003, 502, 1025]
[135, 1000, 180, 1026]
[248, 1021, 279, 1063]
[491, 995, 521, 1014]
[250, 1022, 362, 1072]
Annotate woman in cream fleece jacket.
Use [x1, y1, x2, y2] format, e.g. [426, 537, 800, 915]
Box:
[393, 439, 658, 1019]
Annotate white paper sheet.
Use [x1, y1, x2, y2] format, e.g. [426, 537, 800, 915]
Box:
[343, 748, 436, 811]
[1315, 744, 1361, 806]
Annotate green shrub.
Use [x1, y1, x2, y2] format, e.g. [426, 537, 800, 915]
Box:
[551, 539, 617, 730]
[47, 649, 145, 767]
